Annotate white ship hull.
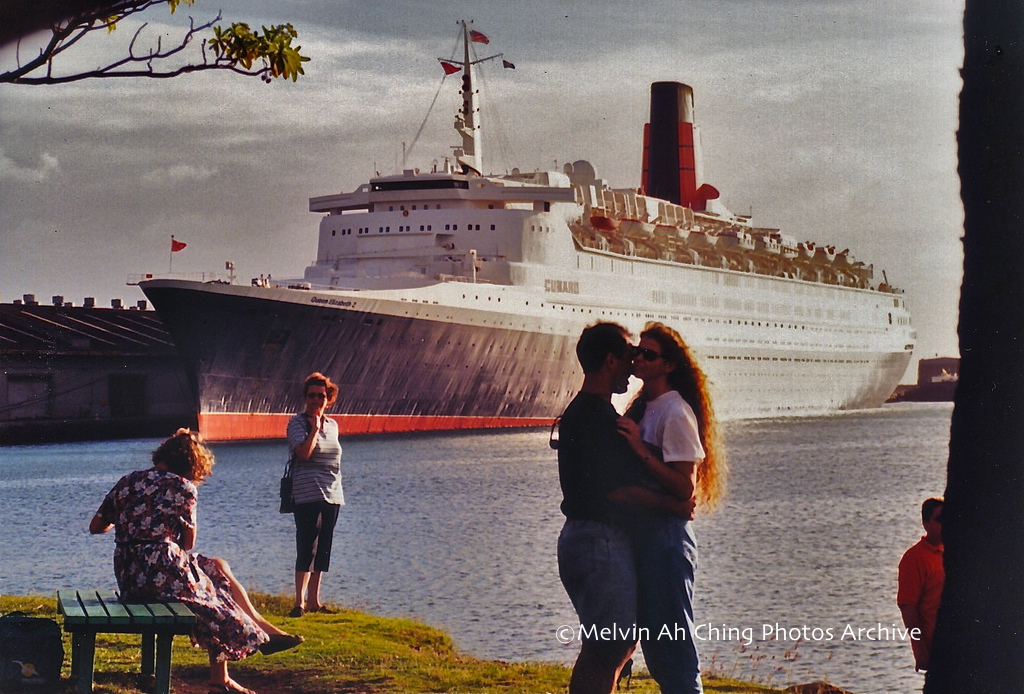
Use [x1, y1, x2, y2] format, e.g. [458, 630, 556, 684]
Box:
[142, 224, 912, 440]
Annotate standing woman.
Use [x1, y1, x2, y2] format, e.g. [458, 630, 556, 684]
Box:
[617, 322, 727, 694]
[288, 372, 344, 617]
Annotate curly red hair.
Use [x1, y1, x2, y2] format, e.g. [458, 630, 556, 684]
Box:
[627, 322, 727, 512]
[151, 428, 215, 483]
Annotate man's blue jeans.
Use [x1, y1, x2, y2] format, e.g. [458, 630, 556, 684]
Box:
[558, 519, 638, 637]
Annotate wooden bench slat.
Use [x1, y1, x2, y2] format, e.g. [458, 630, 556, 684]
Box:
[78, 590, 111, 622]
[58, 589, 87, 624]
[165, 601, 196, 623]
[121, 602, 156, 623]
[144, 602, 175, 624]
[96, 591, 132, 625]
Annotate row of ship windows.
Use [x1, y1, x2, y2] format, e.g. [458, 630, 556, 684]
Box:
[380, 201, 510, 211]
[668, 294, 892, 321]
[332, 223, 497, 236]
[390, 298, 880, 340]
[706, 355, 870, 364]
[387, 305, 884, 355]
[588, 257, 907, 308]
[333, 305, 899, 357]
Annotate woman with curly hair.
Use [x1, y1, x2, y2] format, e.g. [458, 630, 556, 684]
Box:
[90, 429, 302, 694]
[286, 372, 345, 617]
[617, 322, 727, 694]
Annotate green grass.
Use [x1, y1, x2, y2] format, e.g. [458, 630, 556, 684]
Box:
[1, 594, 784, 694]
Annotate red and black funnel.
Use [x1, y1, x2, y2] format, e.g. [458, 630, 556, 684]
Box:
[642, 81, 719, 211]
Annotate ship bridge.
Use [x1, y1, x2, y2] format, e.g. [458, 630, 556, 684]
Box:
[305, 169, 579, 289]
[309, 169, 577, 213]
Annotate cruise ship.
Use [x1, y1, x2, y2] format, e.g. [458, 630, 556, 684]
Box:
[139, 23, 915, 441]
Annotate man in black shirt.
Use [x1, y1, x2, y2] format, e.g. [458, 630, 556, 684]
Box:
[557, 322, 692, 694]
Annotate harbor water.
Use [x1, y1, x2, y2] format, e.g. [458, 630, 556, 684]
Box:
[0, 402, 952, 693]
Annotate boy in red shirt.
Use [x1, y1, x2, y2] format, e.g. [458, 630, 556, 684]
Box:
[897, 497, 944, 671]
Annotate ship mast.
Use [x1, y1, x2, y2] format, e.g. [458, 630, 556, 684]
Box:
[454, 21, 482, 175]
[434, 22, 504, 175]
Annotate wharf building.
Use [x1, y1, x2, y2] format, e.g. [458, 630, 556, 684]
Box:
[888, 356, 959, 403]
[0, 294, 195, 444]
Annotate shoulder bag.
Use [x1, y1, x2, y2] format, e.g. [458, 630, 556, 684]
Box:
[279, 455, 295, 514]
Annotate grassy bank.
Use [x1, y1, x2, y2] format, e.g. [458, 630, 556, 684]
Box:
[1, 594, 784, 694]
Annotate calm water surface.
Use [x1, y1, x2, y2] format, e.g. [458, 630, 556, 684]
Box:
[0, 402, 952, 694]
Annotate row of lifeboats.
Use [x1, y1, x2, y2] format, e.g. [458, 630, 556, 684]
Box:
[570, 210, 878, 290]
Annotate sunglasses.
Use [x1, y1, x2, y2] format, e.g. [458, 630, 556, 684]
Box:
[306, 392, 327, 400]
[635, 348, 665, 362]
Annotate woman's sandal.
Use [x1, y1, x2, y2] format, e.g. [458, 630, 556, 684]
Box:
[258, 633, 305, 656]
[208, 680, 256, 694]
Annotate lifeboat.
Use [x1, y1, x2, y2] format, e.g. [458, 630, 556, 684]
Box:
[777, 235, 799, 259]
[686, 226, 719, 248]
[618, 218, 655, 239]
[717, 226, 756, 251]
[589, 215, 619, 233]
[754, 233, 781, 255]
[814, 245, 837, 263]
[618, 194, 655, 239]
[654, 223, 689, 241]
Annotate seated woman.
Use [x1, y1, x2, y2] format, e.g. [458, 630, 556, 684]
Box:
[90, 429, 302, 694]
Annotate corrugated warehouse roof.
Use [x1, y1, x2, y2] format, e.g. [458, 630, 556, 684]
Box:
[0, 301, 178, 356]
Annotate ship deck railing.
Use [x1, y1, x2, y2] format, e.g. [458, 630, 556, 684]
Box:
[569, 227, 881, 292]
[128, 271, 234, 286]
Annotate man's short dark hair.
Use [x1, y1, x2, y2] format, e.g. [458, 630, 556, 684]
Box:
[922, 497, 944, 524]
[576, 322, 631, 374]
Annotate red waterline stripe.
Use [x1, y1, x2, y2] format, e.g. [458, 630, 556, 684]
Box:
[197, 412, 554, 442]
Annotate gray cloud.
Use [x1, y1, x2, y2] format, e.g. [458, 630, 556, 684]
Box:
[141, 164, 218, 185]
[0, 149, 60, 183]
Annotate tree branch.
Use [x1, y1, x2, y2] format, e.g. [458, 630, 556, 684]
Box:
[10, 61, 271, 84]
[0, 0, 307, 85]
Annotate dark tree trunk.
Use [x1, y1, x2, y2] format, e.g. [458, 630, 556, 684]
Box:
[925, 1, 1024, 692]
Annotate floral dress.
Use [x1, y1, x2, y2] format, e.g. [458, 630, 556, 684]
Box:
[96, 468, 268, 661]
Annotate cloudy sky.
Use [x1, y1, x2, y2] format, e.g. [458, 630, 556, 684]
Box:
[1, 0, 963, 372]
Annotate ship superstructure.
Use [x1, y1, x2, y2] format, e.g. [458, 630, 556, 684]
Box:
[140, 23, 914, 441]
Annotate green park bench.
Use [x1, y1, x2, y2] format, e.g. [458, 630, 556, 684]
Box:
[57, 589, 196, 694]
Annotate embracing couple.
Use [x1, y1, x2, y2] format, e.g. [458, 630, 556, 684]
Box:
[556, 321, 727, 694]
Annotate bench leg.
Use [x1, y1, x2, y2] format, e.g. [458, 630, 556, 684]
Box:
[141, 631, 155, 677]
[139, 631, 157, 691]
[153, 633, 174, 694]
[72, 632, 97, 694]
[70, 631, 80, 679]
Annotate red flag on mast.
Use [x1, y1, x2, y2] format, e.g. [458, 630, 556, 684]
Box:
[440, 61, 461, 75]
[171, 237, 187, 252]
[469, 30, 489, 44]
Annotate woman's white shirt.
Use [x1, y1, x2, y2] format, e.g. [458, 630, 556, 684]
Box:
[639, 390, 705, 464]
